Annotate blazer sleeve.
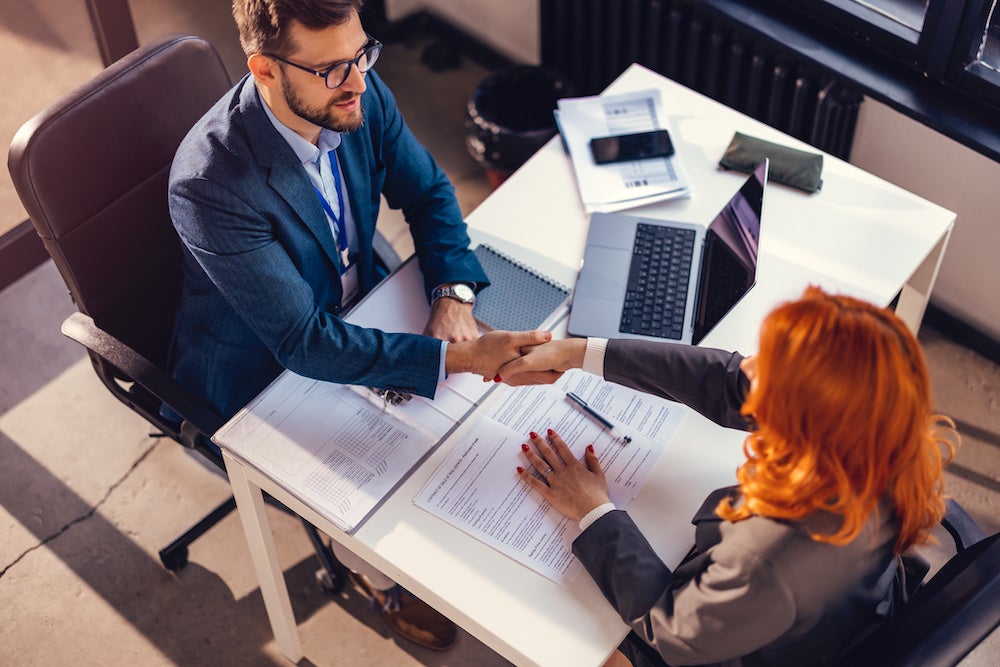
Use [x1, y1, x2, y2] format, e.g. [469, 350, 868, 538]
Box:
[365, 72, 489, 297]
[574, 511, 797, 665]
[603, 339, 752, 430]
[169, 173, 443, 399]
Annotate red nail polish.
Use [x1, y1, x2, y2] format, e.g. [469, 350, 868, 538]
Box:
[547, 428, 555, 436]
[482, 376, 490, 382]
[494, 374, 502, 382]
[587, 444, 594, 453]
[529, 431, 538, 440]
[516, 466, 524, 474]
[521, 443, 529, 452]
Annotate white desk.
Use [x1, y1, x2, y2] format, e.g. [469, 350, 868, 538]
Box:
[221, 64, 955, 666]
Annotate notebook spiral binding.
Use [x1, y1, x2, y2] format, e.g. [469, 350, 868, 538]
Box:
[477, 244, 570, 291]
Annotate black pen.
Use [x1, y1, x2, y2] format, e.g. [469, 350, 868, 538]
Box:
[566, 392, 632, 444]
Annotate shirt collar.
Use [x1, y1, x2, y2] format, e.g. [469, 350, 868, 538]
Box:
[257, 85, 342, 165]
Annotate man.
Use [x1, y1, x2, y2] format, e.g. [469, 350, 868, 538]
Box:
[166, 0, 546, 651]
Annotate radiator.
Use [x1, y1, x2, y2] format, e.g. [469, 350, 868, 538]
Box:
[540, 0, 862, 159]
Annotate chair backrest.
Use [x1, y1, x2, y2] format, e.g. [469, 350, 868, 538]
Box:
[834, 501, 1000, 667]
[8, 34, 231, 368]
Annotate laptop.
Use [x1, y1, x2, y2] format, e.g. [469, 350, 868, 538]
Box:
[568, 159, 769, 345]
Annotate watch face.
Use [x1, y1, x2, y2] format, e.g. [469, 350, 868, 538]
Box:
[453, 284, 475, 301]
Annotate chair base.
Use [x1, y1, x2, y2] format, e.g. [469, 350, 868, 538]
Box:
[303, 518, 349, 596]
[159, 496, 237, 571]
[157, 495, 349, 600]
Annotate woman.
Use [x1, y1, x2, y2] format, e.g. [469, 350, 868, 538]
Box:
[498, 287, 956, 667]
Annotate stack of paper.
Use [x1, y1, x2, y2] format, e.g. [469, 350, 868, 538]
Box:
[556, 88, 691, 212]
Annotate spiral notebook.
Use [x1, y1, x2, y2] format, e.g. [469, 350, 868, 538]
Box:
[473, 244, 571, 331]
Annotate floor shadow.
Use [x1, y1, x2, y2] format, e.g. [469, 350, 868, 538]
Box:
[0, 261, 84, 413]
[0, 431, 330, 666]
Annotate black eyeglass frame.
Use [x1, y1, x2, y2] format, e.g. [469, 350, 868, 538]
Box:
[263, 37, 382, 89]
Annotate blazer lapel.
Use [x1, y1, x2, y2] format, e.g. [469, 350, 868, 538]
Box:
[239, 79, 342, 269]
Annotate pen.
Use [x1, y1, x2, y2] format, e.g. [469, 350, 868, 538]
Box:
[566, 392, 632, 444]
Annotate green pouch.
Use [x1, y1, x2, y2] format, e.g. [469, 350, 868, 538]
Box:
[719, 131, 823, 193]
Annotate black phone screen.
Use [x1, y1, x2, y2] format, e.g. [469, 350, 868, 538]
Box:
[589, 129, 675, 164]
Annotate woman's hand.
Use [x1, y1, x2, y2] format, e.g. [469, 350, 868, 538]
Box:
[498, 338, 588, 386]
[517, 429, 611, 522]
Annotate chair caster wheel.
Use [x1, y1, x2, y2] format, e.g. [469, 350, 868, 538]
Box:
[160, 547, 189, 571]
[315, 568, 344, 597]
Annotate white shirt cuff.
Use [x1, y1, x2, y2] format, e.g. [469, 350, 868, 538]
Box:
[582, 337, 609, 376]
[438, 341, 448, 382]
[578, 502, 616, 532]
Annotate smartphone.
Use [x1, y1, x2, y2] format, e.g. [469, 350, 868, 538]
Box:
[589, 129, 675, 164]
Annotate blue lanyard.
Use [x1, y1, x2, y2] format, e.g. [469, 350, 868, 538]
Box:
[313, 150, 350, 271]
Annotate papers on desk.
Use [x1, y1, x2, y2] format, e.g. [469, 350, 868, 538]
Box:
[213, 257, 495, 533]
[556, 88, 691, 213]
[214, 369, 491, 533]
[414, 369, 689, 584]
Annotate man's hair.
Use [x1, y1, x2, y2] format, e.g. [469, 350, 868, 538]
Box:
[232, 0, 366, 57]
[716, 286, 957, 554]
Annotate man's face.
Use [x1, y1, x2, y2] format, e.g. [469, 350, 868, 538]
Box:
[279, 13, 368, 133]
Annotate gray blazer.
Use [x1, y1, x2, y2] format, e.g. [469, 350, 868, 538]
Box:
[573, 340, 903, 667]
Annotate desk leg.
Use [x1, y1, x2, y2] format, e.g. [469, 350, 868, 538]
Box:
[223, 451, 304, 663]
[894, 227, 952, 334]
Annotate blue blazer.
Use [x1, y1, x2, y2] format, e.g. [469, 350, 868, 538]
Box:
[166, 72, 488, 419]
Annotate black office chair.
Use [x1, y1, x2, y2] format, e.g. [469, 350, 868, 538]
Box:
[833, 499, 1000, 667]
[7, 33, 351, 593]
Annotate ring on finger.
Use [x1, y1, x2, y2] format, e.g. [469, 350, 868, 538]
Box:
[540, 466, 554, 476]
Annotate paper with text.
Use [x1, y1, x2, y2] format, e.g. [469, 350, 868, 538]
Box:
[414, 369, 688, 583]
[556, 88, 691, 212]
[215, 373, 448, 533]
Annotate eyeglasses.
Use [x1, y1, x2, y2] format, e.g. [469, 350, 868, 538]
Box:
[264, 37, 382, 89]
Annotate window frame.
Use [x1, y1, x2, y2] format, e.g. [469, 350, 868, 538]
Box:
[764, 0, 1000, 104]
[947, 0, 1000, 108]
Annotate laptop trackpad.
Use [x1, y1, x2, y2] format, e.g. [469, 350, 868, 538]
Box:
[577, 245, 630, 301]
[569, 245, 630, 337]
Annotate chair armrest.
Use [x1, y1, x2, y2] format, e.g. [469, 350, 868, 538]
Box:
[942, 498, 987, 552]
[61, 311, 225, 437]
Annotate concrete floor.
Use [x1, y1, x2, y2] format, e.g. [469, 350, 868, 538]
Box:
[3, 3, 999, 667]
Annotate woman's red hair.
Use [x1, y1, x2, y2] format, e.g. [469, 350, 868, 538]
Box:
[717, 286, 956, 553]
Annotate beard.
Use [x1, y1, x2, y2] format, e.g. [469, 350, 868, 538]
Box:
[280, 74, 364, 133]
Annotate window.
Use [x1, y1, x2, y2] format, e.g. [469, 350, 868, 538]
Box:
[765, 0, 1000, 107]
[952, 0, 1000, 107]
[852, 0, 930, 33]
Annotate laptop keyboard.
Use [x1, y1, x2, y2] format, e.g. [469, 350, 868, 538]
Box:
[619, 224, 696, 340]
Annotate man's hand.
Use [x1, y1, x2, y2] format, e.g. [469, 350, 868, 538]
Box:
[445, 330, 552, 380]
[497, 338, 588, 385]
[423, 297, 479, 342]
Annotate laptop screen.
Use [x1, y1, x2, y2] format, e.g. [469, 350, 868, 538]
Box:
[691, 160, 768, 344]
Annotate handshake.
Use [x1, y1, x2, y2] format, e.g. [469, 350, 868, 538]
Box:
[443, 331, 588, 387]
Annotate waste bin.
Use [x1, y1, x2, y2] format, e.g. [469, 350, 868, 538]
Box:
[465, 66, 571, 189]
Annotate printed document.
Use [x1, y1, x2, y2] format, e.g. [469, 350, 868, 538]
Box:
[213, 257, 493, 532]
[214, 374, 443, 532]
[556, 88, 691, 213]
[414, 369, 688, 583]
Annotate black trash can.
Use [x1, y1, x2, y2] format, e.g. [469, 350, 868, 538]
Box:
[465, 66, 571, 188]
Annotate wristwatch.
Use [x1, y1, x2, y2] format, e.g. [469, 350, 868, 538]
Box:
[431, 282, 476, 305]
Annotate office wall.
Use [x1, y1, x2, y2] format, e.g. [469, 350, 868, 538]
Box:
[386, 0, 998, 341]
[849, 99, 1000, 340]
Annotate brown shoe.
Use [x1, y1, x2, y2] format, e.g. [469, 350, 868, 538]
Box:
[347, 571, 457, 651]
